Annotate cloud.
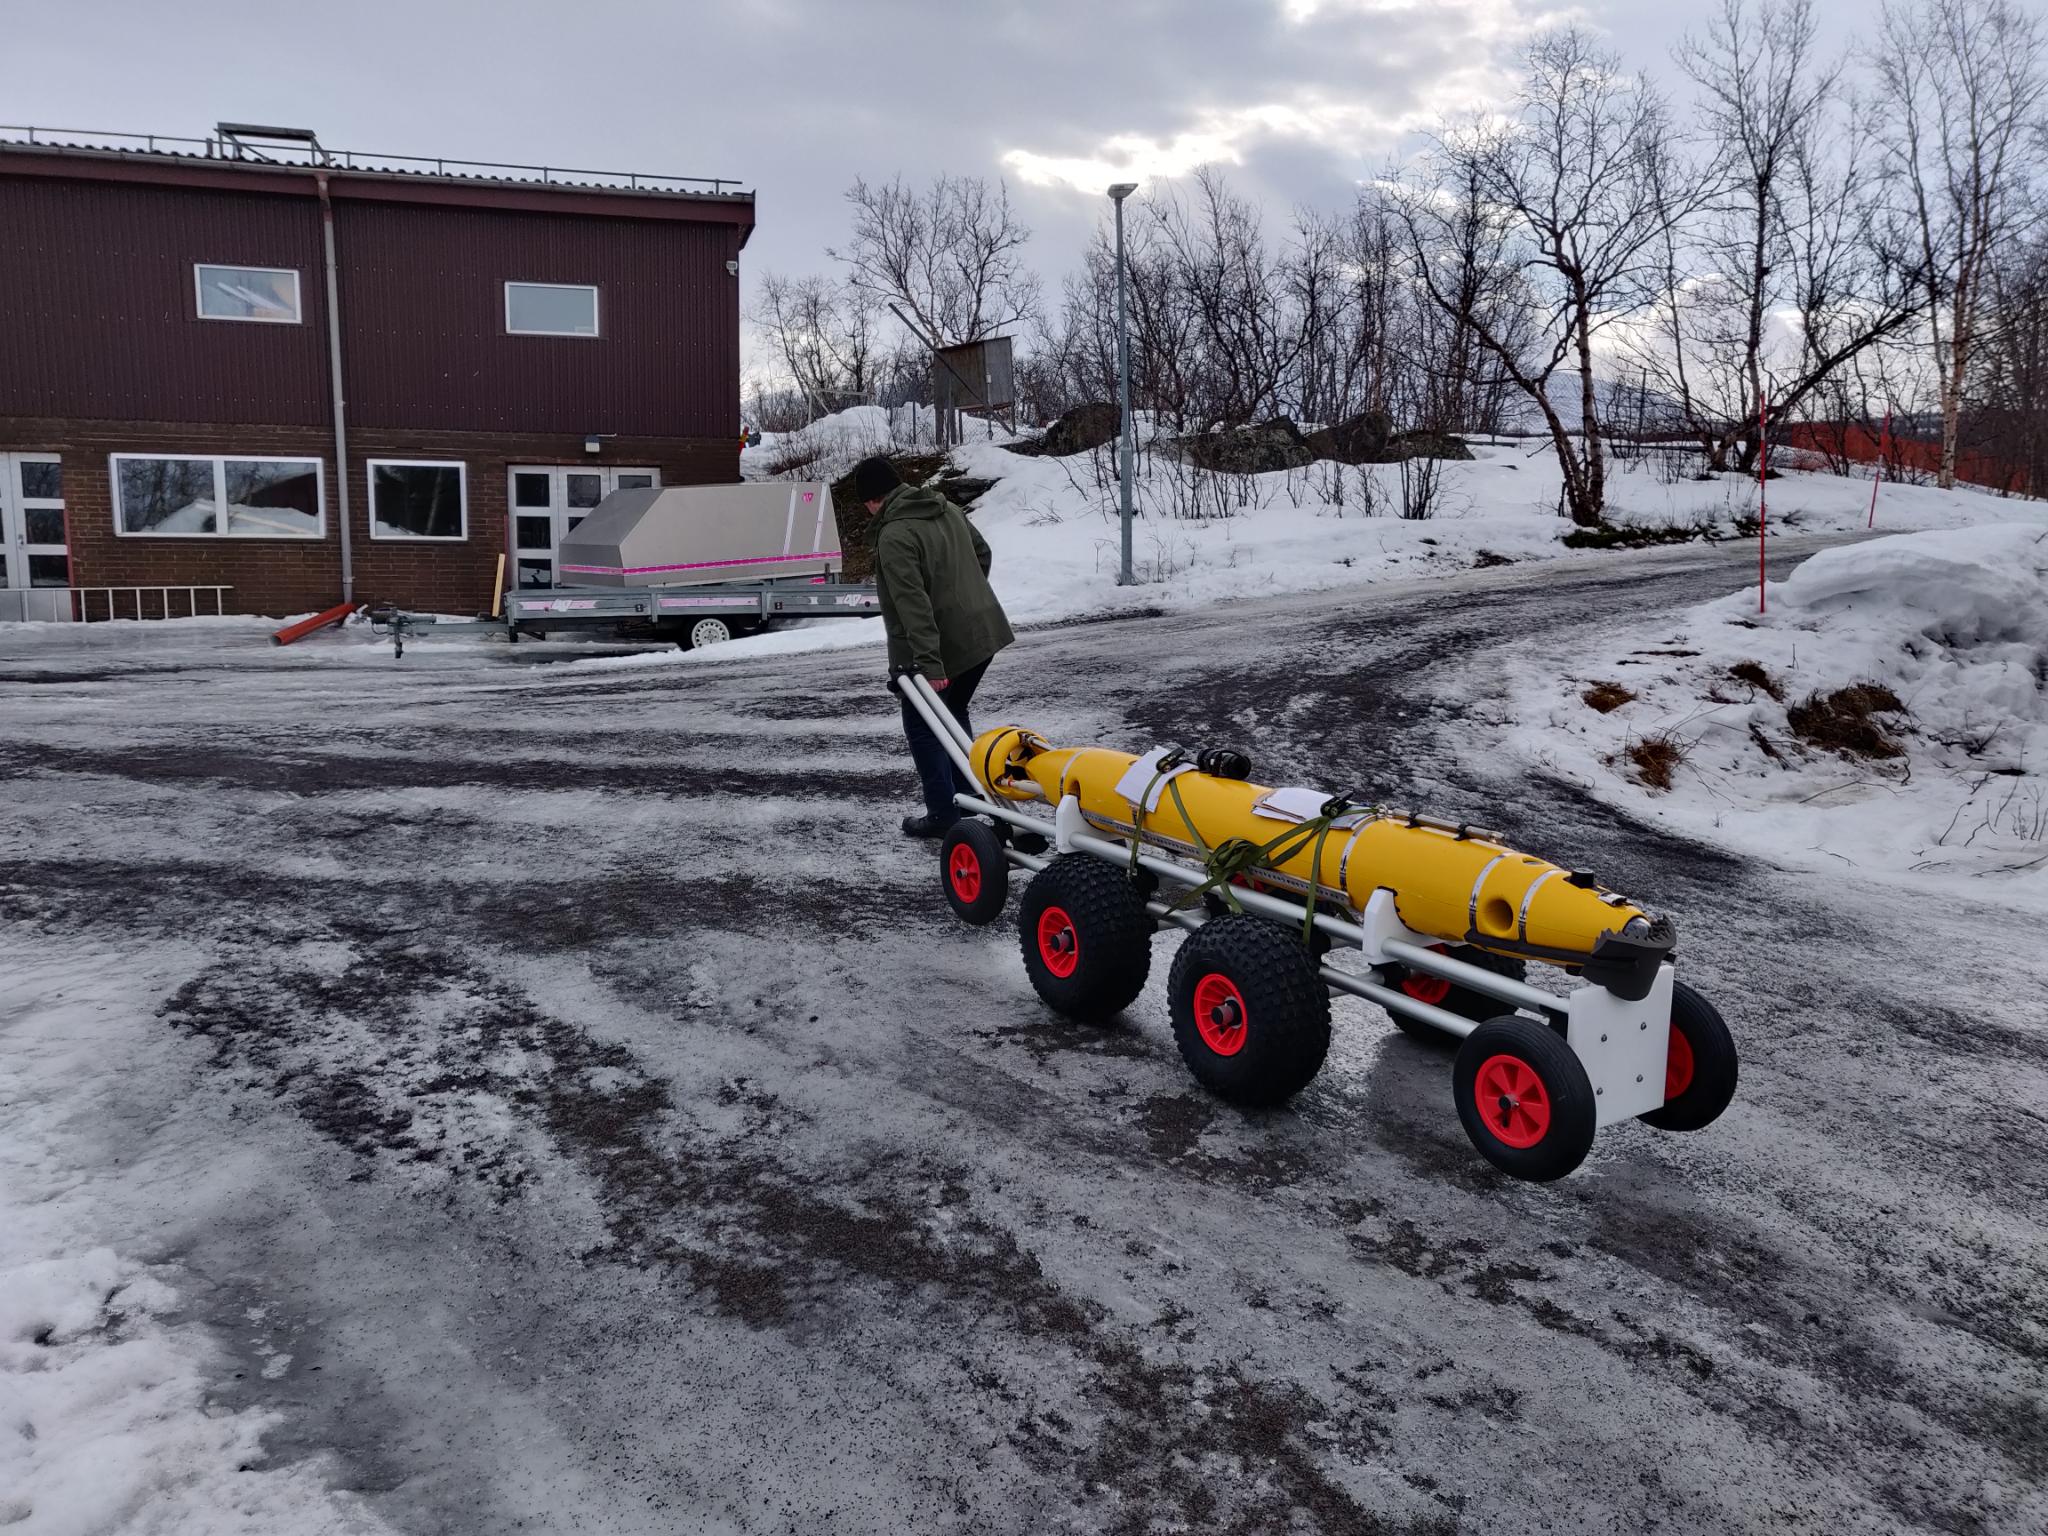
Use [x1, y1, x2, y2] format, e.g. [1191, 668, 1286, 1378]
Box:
[1000, 0, 1561, 196]
[1003, 99, 1397, 191]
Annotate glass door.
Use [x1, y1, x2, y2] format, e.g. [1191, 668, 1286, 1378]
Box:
[0, 453, 70, 621]
[509, 465, 658, 588]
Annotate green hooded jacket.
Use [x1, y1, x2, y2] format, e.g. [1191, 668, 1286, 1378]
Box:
[871, 483, 1015, 679]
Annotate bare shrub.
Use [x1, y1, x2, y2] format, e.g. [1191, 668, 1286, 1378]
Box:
[1398, 454, 1445, 520]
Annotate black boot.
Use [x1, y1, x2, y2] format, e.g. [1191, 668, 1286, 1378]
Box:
[902, 813, 954, 839]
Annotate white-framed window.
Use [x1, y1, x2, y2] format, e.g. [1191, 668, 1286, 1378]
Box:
[369, 460, 468, 541]
[194, 264, 302, 324]
[110, 453, 325, 539]
[505, 281, 600, 338]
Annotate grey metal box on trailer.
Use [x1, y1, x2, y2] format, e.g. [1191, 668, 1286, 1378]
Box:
[554, 481, 839, 588]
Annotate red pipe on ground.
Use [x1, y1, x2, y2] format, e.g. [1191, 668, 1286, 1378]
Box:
[272, 602, 360, 646]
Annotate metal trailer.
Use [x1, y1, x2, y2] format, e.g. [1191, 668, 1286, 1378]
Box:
[367, 479, 878, 655]
[894, 674, 1738, 1183]
[365, 575, 879, 657]
[503, 575, 880, 648]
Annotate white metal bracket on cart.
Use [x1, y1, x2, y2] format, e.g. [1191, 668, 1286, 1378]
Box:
[1353, 889, 1434, 964]
[1568, 963, 1673, 1127]
[1054, 793, 1087, 854]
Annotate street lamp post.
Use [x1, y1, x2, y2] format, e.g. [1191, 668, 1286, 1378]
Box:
[1108, 182, 1138, 586]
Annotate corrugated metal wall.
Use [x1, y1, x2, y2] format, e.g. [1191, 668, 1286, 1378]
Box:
[0, 178, 330, 424]
[335, 201, 739, 438]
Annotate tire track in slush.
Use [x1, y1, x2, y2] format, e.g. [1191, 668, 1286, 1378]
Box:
[3, 540, 2043, 1534]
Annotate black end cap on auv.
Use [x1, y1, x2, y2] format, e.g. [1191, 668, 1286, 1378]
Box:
[1582, 914, 1676, 1002]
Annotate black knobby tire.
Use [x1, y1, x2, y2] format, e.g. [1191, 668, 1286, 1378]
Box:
[1166, 915, 1332, 1107]
[1383, 945, 1530, 1046]
[1017, 855, 1153, 1022]
[1638, 979, 1738, 1132]
[940, 819, 1009, 927]
[1453, 1015, 1598, 1182]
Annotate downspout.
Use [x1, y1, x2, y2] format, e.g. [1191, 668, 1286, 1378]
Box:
[315, 171, 354, 603]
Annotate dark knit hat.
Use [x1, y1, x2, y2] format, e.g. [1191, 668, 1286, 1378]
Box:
[853, 455, 902, 502]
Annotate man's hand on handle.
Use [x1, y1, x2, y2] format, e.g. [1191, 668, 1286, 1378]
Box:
[930, 677, 950, 691]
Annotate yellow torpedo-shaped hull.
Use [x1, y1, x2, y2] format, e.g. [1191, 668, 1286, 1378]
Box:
[967, 727, 1665, 982]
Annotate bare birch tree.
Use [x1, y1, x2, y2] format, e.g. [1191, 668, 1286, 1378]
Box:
[748, 273, 884, 415]
[1871, 0, 2046, 487]
[1397, 28, 1689, 524]
[1639, 0, 1925, 469]
[831, 174, 1042, 346]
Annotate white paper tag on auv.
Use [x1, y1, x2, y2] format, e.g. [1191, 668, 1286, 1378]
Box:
[1253, 786, 1373, 827]
[1114, 748, 1196, 812]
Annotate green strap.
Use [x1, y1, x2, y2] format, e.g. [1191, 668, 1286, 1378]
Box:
[1165, 789, 1345, 924]
[1124, 771, 1362, 945]
[1128, 759, 1187, 881]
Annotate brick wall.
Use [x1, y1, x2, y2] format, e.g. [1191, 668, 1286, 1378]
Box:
[1, 416, 738, 616]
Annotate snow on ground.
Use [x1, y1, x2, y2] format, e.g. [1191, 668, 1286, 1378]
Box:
[5, 540, 2048, 1532]
[0, 949, 391, 1536]
[1502, 523, 2048, 908]
[665, 408, 2048, 677]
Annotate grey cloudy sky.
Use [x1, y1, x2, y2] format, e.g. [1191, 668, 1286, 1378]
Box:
[10, 0, 1859, 363]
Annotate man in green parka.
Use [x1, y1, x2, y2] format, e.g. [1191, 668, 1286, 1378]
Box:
[855, 455, 1015, 837]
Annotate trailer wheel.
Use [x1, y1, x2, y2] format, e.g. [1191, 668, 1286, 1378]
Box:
[1383, 945, 1530, 1045]
[1166, 916, 1331, 1107]
[1017, 855, 1152, 1023]
[1453, 1016, 1597, 1182]
[677, 616, 735, 651]
[1638, 980, 1738, 1133]
[940, 820, 1009, 927]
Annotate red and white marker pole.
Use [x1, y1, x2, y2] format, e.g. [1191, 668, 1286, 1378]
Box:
[1757, 398, 1770, 615]
[1867, 405, 1892, 530]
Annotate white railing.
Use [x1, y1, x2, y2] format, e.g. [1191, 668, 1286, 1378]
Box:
[0, 586, 233, 623]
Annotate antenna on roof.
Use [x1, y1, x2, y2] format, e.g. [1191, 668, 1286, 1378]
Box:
[215, 122, 326, 165]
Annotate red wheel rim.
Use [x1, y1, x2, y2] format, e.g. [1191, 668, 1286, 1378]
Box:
[948, 844, 981, 902]
[1401, 972, 1452, 1006]
[1037, 908, 1079, 978]
[1401, 944, 1452, 1006]
[1665, 1022, 1695, 1101]
[1473, 1053, 1551, 1148]
[1192, 973, 1249, 1057]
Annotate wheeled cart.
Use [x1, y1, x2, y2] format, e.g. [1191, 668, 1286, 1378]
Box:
[897, 675, 1738, 1182]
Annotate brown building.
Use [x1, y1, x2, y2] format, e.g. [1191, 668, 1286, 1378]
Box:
[0, 124, 754, 619]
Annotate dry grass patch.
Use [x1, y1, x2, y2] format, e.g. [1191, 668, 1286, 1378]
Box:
[1729, 660, 1785, 700]
[1624, 732, 1690, 791]
[1786, 682, 1907, 760]
[1582, 680, 1637, 713]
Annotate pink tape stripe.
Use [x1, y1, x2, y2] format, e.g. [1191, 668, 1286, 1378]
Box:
[559, 550, 842, 577]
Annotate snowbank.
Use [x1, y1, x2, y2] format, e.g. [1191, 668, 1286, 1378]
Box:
[573, 410, 2029, 678]
[0, 951, 390, 1535]
[1504, 524, 2048, 903]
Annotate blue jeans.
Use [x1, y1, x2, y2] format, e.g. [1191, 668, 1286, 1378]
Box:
[899, 659, 988, 824]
